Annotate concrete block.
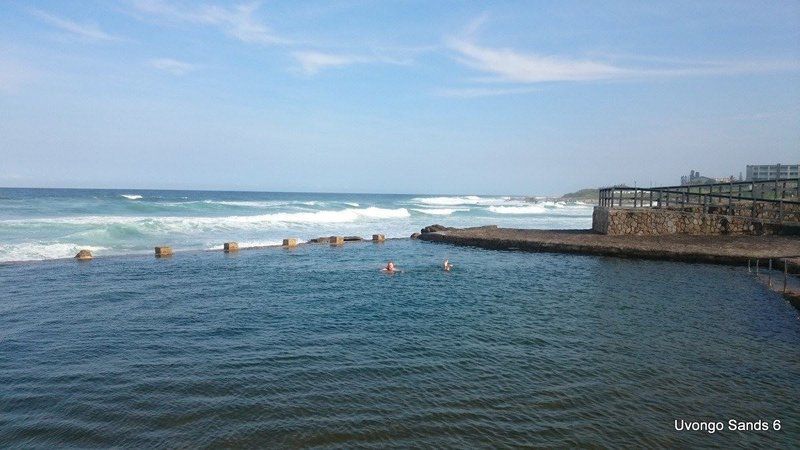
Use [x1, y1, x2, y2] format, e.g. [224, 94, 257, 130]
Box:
[372, 234, 385, 242]
[155, 246, 173, 257]
[329, 236, 344, 246]
[224, 242, 239, 253]
[75, 249, 93, 260]
[283, 238, 297, 247]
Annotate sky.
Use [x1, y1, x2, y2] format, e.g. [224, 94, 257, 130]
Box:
[0, 0, 799, 195]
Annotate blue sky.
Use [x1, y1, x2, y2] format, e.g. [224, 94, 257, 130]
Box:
[0, 0, 798, 195]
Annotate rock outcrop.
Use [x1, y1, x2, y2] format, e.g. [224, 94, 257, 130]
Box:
[75, 249, 93, 260]
[421, 224, 448, 234]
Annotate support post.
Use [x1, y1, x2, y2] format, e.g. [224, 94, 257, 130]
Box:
[784, 260, 788, 294]
[768, 259, 772, 287]
[728, 180, 733, 209]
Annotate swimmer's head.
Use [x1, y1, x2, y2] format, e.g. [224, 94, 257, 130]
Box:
[386, 261, 395, 271]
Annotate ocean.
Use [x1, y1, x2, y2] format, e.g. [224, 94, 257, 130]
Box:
[1, 188, 798, 447]
[0, 188, 593, 262]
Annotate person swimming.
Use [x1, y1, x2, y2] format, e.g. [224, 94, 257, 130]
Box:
[443, 259, 454, 271]
[382, 261, 400, 273]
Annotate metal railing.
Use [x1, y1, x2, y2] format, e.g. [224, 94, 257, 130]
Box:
[652, 178, 800, 200]
[598, 180, 800, 225]
[749, 257, 800, 296]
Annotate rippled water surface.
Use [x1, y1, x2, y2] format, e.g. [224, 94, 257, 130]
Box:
[1, 240, 799, 447]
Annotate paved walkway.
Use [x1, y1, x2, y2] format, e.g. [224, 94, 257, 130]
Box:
[417, 226, 800, 265]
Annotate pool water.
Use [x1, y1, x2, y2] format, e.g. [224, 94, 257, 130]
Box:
[1, 239, 798, 447]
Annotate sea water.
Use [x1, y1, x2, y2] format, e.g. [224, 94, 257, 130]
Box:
[0, 188, 593, 262]
[1, 240, 799, 447]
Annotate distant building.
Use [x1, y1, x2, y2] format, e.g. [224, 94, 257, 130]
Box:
[746, 164, 799, 181]
[680, 170, 734, 186]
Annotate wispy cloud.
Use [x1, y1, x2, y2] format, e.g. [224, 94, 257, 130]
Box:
[31, 9, 122, 42]
[292, 51, 411, 75]
[449, 37, 800, 84]
[148, 58, 198, 75]
[449, 38, 628, 83]
[293, 51, 362, 74]
[130, 0, 288, 45]
[434, 86, 541, 98]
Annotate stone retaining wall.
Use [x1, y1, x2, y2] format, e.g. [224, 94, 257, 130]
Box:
[592, 206, 787, 236]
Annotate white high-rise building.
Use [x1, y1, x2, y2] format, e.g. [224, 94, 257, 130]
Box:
[745, 164, 799, 181]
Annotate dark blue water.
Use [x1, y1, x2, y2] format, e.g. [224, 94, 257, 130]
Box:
[1, 240, 798, 447]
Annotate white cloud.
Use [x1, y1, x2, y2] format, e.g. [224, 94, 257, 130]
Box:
[131, 0, 287, 45]
[292, 51, 366, 74]
[448, 37, 800, 84]
[292, 51, 411, 75]
[448, 38, 631, 83]
[148, 58, 198, 75]
[31, 9, 122, 42]
[434, 86, 540, 98]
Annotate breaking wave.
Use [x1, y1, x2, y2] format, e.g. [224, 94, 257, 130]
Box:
[488, 205, 548, 214]
[0, 243, 109, 262]
[205, 240, 287, 251]
[200, 200, 282, 208]
[1, 207, 411, 231]
[412, 208, 469, 216]
[488, 202, 593, 215]
[121, 194, 142, 200]
[411, 195, 511, 206]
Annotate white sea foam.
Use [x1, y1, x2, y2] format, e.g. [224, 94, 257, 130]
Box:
[198, 199, 329, 208]
[201, 200, 289, 208]
[206, 240, 288, 250]
[488, 201, 593, 214]
[411, 195, 514, 206]
[1, 207, 411, 231]
[488, 204, 549, 214]
[344, 202, 360, 207]
[0, 243, 108, 262]
[412, 208, 469, 216]
[121, 194, 142, 200]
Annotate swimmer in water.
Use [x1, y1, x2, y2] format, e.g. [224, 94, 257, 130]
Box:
[443, 259, 453, 271]
[383, 261, 399, 273]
